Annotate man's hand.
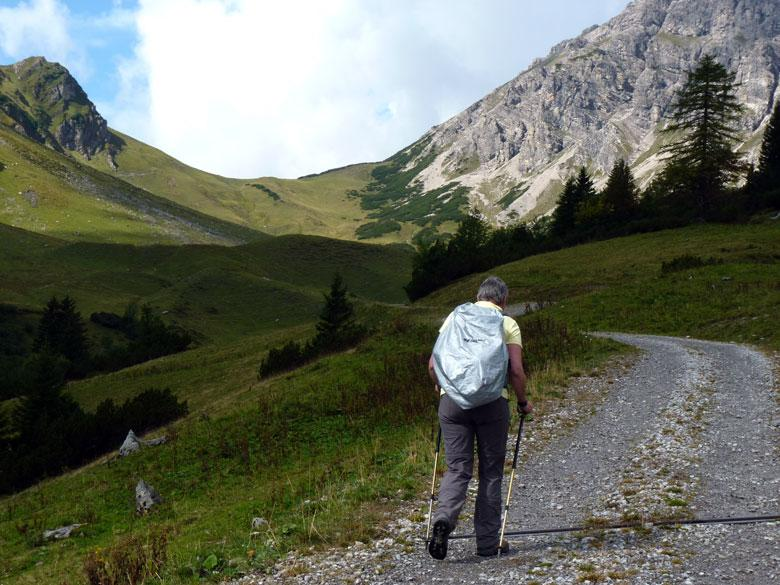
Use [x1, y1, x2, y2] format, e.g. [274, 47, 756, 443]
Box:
[517, 400, 533, 415]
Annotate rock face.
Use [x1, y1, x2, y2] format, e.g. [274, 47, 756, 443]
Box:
[0, 56, 115, 159]
[400, 0, 780, 222]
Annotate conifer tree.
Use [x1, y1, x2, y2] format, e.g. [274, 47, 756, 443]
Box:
[33, 296, 89, 374]
[552, 167, 596, 237]
[551, 177, 578, 237]
[756, 99, 780, 191]
[661, 54, 745, 213]
[602, 159, 639, 221]
[313, 273, 362, 350]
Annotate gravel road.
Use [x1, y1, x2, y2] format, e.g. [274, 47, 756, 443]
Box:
[237, 334, 779, 585]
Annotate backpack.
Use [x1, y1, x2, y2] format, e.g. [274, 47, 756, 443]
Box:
[432, 303, 508, 410]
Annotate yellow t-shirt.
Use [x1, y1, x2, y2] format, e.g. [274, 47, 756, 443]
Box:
[438, 301, 522, 399]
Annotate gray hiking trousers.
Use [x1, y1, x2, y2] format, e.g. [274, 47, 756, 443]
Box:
[433, 394, 510, 552]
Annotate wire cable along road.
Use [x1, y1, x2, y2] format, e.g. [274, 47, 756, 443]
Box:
[407, 333, 780, 584]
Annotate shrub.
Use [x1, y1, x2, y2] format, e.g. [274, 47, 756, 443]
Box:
[84, 528, 170, 585]
[660, 254, 723, 275]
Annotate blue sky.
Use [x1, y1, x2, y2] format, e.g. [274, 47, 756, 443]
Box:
[0, 0, 631, 178]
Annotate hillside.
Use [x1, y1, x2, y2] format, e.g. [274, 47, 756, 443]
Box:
[0, 223, 413, 342]
[0, 123, 264, 244]
[360, 0, 780, 225]
[1, 221, 777, 584]
[0, 57, 406, 244]
[425, 221, 780, 349]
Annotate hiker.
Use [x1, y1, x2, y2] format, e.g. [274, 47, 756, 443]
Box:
[427, 275, 532, 560]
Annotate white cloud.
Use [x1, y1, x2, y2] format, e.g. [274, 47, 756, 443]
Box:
[0, 0, 83, 72]
[0, 0, 632, 179]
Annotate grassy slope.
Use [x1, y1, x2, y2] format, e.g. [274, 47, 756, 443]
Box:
[0, 224, 413, 343]
[83, 132, 394, 242]
[2, 222, 777, 584]
[424, 222, 780, 349]
[0, 125, 263, 245]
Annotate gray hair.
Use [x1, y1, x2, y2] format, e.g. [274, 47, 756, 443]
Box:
[476, 276, 508, 306]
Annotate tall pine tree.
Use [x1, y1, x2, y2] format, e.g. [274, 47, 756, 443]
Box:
[33, 296, 89, 376]
[602, 159, 639, 221]
[661, 54, 745, 214]
[551, 177, 578, 237]
[552, 167, 596, 238]
[755, 99, 780, 193]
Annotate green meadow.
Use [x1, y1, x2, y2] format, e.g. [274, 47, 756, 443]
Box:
[0, 219, 778, 583]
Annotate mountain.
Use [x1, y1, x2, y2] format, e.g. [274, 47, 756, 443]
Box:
[2, 0, 777, 244]
[362, 0, 780, 226]
[0, 56, 115, 162]
[0, 57, 383, 243]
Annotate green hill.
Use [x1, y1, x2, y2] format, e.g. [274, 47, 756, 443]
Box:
[0, 124, 264, 245]
[0, 224, 413, 343]
[3, 221, 777, 583]
[424, 222, 780, 349]
[82, 132, 388, 242]
[0, 57, 449, 245]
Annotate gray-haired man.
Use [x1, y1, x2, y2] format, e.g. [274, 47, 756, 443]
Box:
[427, 275, 532, 559]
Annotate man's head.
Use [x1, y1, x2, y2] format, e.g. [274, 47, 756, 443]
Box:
[476, 276, 509, 308]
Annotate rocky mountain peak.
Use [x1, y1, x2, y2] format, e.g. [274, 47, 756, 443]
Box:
[0, 56, 115, 160]
[389, 0, 780, 224]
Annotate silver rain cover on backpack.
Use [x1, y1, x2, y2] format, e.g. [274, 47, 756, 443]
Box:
[432, 303, 508, 410]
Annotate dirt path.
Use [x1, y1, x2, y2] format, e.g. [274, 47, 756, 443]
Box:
[237, 334, 779, 584]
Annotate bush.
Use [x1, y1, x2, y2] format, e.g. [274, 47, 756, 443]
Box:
[660, 254, 723, 275]
[258, 340, 305, 378]
[84, 527, 170, 585]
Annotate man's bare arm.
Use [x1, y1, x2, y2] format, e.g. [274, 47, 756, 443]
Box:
[507, 344, 532, 413]
[428, 355, 440, 393]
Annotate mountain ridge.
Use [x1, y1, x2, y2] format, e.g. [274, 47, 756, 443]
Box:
[392, 0, 780, 223]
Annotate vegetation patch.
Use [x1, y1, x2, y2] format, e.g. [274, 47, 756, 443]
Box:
[660, 254, 723, 275]
[498, 182, 528, 209]
[355, 219, 401, 240]
[250, 183, 282, 202]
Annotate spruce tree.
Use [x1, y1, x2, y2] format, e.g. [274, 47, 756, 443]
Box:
[33, 296, 89, 376]
[756, 99, 780, 191]
[552, 167, 596, 237]
[313, 273, 361, 350]
[602, 159, 639, 221]
[661, 54, 745, 213]
[551, 176, 578, 237]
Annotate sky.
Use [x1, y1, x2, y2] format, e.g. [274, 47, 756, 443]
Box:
[0, 0, 631, 178]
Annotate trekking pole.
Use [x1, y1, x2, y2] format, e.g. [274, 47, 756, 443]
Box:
[498, 413, 526, 557]
[425, 423, 442, 545]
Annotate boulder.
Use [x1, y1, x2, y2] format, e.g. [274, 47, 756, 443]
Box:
[119, 430, 168, 457]
[119, 430, 141, 456]
[135, 479, 162, 513]
[43, 523, 83, 540]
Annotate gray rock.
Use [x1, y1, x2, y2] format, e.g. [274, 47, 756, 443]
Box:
[252, 517, 268, 529]
[119, 430, 142, 456]
[42, 523, 83, 540]
[119, 430, 168, 457]
[135, 479, 162, 513]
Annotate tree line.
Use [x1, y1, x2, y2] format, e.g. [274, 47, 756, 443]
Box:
[0, 296, 192, 493]
[406, 55, 780, 300]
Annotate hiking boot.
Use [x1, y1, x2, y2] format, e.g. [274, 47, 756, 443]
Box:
[476, 539, 509, 558]
[428, 519, 450, 560]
